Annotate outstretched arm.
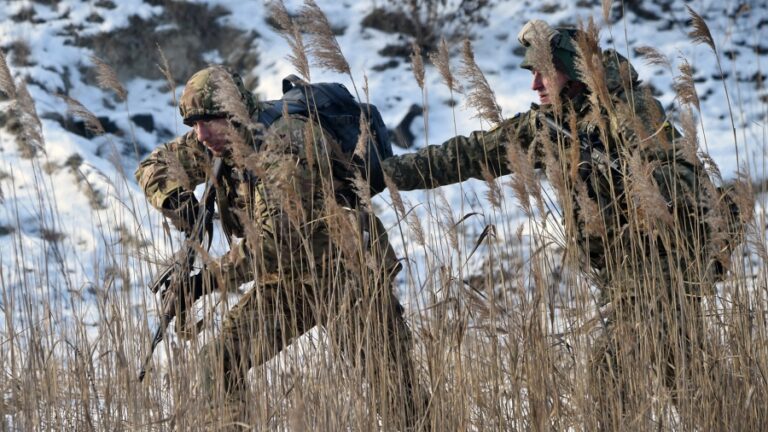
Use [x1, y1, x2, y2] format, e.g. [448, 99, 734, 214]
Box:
[380, 113, 535, 191]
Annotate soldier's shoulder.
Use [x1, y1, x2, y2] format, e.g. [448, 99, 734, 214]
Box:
[489, 108, 538, 133]
[269, 114, 308, 128]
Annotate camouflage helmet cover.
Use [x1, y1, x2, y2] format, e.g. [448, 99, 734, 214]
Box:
[179, 66, 257, 126]
[518, 20, 582, 81]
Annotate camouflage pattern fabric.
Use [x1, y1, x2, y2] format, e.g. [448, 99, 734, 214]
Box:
[136, 67, 426, 428]
[382, 48, 712, 282]
[136, 113, 400, 290]
[381, 47, 727, 428]
[178, 65, 258, 126]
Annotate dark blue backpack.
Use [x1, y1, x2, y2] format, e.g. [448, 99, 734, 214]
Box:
[257, 75, 392, 196]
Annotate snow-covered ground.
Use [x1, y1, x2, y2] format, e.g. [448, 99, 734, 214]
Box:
[1, 0, 766, 348]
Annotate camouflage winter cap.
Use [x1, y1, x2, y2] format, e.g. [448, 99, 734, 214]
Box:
[518, 20, 582, 81]
[179, 66, 257, 126]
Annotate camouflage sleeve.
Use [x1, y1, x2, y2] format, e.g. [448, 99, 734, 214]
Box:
[381, 112, 536, 191]
[134, 131, 210, 210]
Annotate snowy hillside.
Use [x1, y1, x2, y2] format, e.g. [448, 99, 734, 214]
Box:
[1, 0, 766, 344]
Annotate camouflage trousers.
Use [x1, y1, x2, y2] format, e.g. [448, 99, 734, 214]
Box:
[197, 269, 428, 430]
[587, 250, 717, 431]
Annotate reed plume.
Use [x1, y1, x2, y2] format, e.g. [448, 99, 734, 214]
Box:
[60, 94, 105, 136]
[430, 38, 462, 94]
[384, 174, 406, 220]
[686, 5, 717, 54]
[635, 46, 671, 71]
[156, 45, 176, 103]
[0, 50, 17, 99]
[458, 39, 502, 125]
[674, 60, 700, 111]
[574, 20, 611, 111]
[601, 0, 612, 23]
[15, 81, 45, 156]
[211, 67, 250, 127]
[300, 0, 350, 75]
[90, 55, 126, 101]
[270, 0, 311, 81]
[626, 153, 674, 229]
[410, 41, 425, 90]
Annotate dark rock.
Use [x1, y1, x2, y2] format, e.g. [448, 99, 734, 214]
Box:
[46, 111, 122, 139]
[389, 104, 423, 149]
[131, 113, 155, 133]
[39, 227, 66, 243]
[86, 13, 104, 24]
[379, 43, 412, 59]
[538, 3, 562, 14]
[625, 0, 662, 21]
[77, 2, 260, 88]
[65, 153, 83, 172]
[361, 8, 417, 37]
[372, 59, 400, 72]
[11, 7, 36, 23]
[94, 0, 116, 9]
[576, 0, 598, 7]
[8, 40, 34, 67]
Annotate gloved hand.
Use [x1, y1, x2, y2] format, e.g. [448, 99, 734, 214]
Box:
[161, 190, 201, 236]
[170, 270, 217, 339]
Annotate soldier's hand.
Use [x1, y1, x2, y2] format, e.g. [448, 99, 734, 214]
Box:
[161, 190, 201, 236]
[169, 271, 217, 338]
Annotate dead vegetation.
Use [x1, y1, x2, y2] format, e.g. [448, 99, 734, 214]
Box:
[0, 2, 766, 432]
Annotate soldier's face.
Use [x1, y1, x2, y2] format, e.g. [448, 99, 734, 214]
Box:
[531, 69, 570, 105]
[194, 118, 230, 155]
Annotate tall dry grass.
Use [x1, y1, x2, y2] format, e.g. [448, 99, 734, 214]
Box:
[1, 2, 767, 432]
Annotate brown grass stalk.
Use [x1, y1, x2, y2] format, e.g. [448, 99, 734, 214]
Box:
[430, 38, 462, 94]
[59, 94, 105, 136]
[270, 0, 311, 81]
[299, 0, 350, 76]
[458, 39, 502, 125]
[410, 41, 425, 90]
[90, 55, 126, 101]
[0, 50, 17, 99]
[686, 5, 717, 54]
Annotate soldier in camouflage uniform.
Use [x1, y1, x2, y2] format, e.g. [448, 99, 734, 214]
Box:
[136, 66, 427, 429]
[381, 20, 733, 429]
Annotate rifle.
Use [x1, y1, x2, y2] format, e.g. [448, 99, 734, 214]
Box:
[537, 113, 621, 174]
[138, 158, 222, 382]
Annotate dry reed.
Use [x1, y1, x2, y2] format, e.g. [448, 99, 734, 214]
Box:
[2, 3, 767, 432]
[270, 0, 311, 81]
[90, 55, 127, 101]
[458, 39, 502, 125]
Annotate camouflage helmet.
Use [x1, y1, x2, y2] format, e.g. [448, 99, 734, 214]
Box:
[518, 20, 582, 81]
[179, 65, 257, 126]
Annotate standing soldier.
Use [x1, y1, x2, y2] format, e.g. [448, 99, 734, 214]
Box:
[381, 20, 742, 429]
[136, 66, 427, 430]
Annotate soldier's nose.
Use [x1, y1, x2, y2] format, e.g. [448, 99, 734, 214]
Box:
[531, 71, 544, 91]
[195, 122, 211, 142]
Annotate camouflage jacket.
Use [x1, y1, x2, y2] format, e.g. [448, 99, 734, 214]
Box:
[383, 49, 711, 275]
[136, 110, 398, 289]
